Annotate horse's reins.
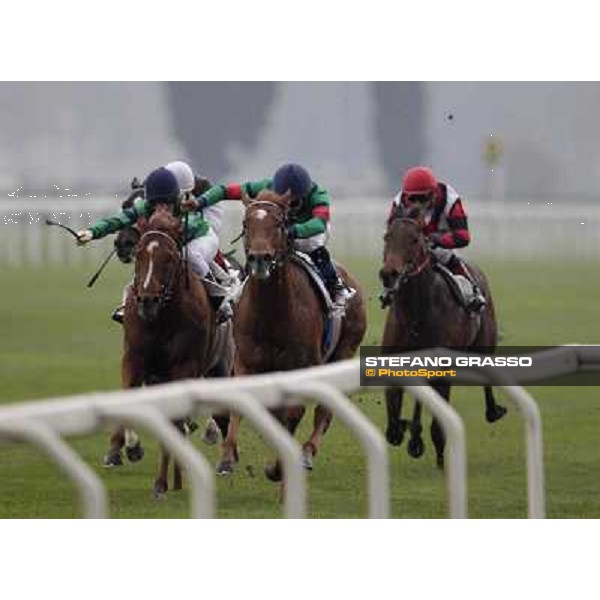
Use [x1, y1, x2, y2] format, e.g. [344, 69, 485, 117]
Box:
[137, 229, 182, 307]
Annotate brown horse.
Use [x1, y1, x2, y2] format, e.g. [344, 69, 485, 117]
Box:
[217, 190, 367, 478]
[379, 209, 506, 467]
[106, 205, 233, 496]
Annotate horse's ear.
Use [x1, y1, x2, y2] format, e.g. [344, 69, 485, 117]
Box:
[279, 190, 293, 212]
[240, 189, 253, 208]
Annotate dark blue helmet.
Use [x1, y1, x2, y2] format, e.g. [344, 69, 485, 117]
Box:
[272, 163, 313, 198]
[144, 167, 180, 207]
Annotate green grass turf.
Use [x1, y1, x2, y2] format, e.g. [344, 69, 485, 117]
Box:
[0, 256, 599, 518]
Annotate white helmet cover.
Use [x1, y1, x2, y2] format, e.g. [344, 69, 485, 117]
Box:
[165, 160, 195, 193]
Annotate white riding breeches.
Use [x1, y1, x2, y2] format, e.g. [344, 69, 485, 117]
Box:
[186, 227, 219, 278]
[432, 247, 455, 266]
[203, 204, 225, 235]
[293, 224, 331, 254]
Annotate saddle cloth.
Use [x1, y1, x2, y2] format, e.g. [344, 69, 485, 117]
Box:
[289, 252, 344, 362]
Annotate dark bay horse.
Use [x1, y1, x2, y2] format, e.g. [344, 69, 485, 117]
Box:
[379, 209, 506, 467]
[217, 190, 367, 479]
[106, 205, 233, 496]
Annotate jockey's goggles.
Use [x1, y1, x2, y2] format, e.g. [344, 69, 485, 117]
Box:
[405, 192, 434, 205]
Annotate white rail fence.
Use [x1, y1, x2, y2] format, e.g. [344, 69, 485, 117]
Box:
[0, 345, 598, 518]
[2, 197, 600, 265]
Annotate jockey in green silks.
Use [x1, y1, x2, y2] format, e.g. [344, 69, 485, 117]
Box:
[182, 163, 354, 309]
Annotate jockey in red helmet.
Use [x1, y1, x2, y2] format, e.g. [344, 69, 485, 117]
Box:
[382, 166, 486, 312]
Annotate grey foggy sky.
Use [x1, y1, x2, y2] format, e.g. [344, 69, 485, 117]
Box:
[0, 81, 598, 199]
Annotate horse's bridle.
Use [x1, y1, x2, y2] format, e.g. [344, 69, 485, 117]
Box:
[242, 200, 291, 269]
[136, 229, 182, 307]
[384, 216, 431, 292]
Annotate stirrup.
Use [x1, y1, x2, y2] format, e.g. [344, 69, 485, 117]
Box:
[215, 299, 234, 323]
[379, 289, 393, 308]
[111, 306, 124, 324]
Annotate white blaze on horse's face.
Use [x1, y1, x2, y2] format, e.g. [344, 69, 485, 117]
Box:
[143, 240, 160, 290]
[254, 209, 268, 221]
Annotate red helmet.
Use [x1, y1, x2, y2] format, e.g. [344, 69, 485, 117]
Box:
[401, 166, 438, 198]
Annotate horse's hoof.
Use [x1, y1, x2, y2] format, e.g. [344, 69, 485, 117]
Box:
[216, 460, 235, 476]
[186, 418, 199, 434]
[102, 450, 123, 467]
[385, 419, 408, 446]
[202, 420, 220, 445]
[301, 448, 314, 471]
[486, 404, 508, 423]
[436, 454, 445, 470]
[265, 462, 283, 483]
[125, 442, 144, 463]
[407, 436, 425, 458]
[153, 480, 168, 498]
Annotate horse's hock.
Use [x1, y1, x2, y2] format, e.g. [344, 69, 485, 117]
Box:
[0, 345, 598, 518]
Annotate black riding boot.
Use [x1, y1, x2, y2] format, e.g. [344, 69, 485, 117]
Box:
[309, 247, 352, 307]
[447, 255, 486, 311]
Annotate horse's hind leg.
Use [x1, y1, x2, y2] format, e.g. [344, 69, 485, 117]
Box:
[103, 427, 126, 467]
[431, 384, 451, 469]
[302, 404, 332, 471]
[124, 429, 145, 463]
[407, 401, 425, 458]
[385, 387, 408, 446]
[484, 386, 507, 423]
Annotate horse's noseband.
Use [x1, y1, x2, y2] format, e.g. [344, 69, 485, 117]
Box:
[136, 229, 182, 309]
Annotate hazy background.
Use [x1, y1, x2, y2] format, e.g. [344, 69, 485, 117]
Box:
[2, 82, 599, 264]
[1, 81, 599, 198]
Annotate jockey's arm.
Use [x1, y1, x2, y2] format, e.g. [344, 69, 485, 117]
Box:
[292, 187, 331, 239]
[88, 203, 143, 240]
[196, 179, 272, 208]
[430, 199, 471, 249]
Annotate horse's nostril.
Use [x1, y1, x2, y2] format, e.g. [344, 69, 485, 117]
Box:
[264, 253, 272, 262]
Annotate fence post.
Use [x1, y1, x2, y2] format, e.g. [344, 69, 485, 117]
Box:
[284, 380, 389, 519]
[0, 420, 108, 518]
[97, 405, 215, 518]
[189, 388, 307, 519]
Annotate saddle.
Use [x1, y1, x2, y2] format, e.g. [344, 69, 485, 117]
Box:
[432, 260, 482, 321]
[289, 251, 345, 362]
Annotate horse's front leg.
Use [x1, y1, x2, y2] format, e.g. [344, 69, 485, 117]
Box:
[407, 401, 425, 458]
[484, 386, 507, 423]
[172, 420, 186, 491]
[431, 384, 451, 469]
[216, 413, 241, 475]
[104, 350, 145, 467]
[385, 387, 407, 446]
[302, 404, 332, 471]
[154, 447, 170, 498]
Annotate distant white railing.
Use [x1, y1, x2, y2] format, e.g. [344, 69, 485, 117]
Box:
[1, 197, 599, 265]
[0, 345, 598, 519]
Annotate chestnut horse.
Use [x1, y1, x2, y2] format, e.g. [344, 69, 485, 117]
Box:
[217, 190, 367, 479]
[379, 209, 506, 468]
[106, 205, 233, 496]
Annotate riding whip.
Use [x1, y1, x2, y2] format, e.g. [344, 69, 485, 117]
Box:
[87, 249, 117, 288]
[44, 219, 80, 240]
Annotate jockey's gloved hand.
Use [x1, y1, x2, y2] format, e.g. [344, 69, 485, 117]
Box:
[287, 225, 297, 241]
[181, 195, 208, 213]
[428, 234, 442, 249]
[76, 230, 93, 245]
